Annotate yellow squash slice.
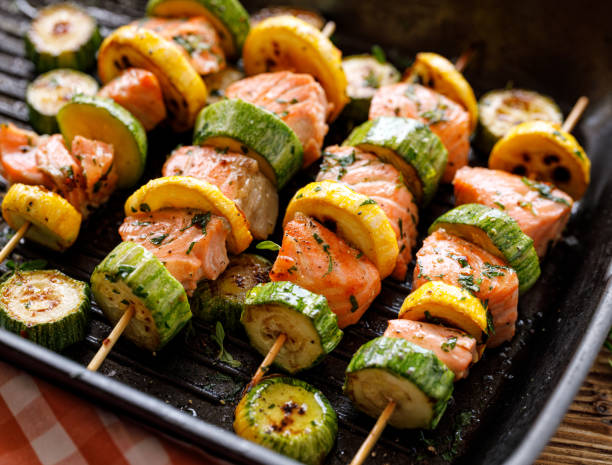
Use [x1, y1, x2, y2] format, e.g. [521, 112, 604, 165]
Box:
[2, 184, 82, 251]
[283, 180, 398, 278]
[405, 52, 478, 132]
[124, 176, 252, 254]
[242, 15, 348, 121]
[399, 281, 489, 345]
[97, 25, 207, 132]
[488, 120, 590, 199]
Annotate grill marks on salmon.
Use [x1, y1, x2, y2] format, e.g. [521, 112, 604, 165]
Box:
[136, 17, 226, 76]
[0, 123, 49, 186]
[119, 208, 230, 296]
[413, 229, 519, 347]
[316, 145, 418, 281]
[384, 319, 478, 380]
[98, 68, 166, 131]
[369, 83, 470, 183]
[226, 71, 331, 167]
[162, 145, 278, 239]
[453, 166, 573, 257]
[270, 213, 381, 328]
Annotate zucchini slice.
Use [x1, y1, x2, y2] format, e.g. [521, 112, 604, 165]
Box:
[399, 281, 489, 345]
[193, 99, 303, 189]
[2, 184, 82, 252]
[342, 54, 401, 121]
[241, 281, 343, 374]
[203, 66, 245, 104]
[242, 15, 348, 121]
[488, 120, 590, 200]
[26, 69, 99, 135]
[145, 0, 250, 58]
[90, 241, 192, 351]
[344, 336, 454, 429]
[25, 3, 101, 73]
[0, 269, 90, 352]
[57, 95, 147, 190]
[234, 376, 337, 465]
[429, 203, 541, 294]
[284, 180, 399, 279]
[190, 253, 271, 332]
[344, 116, 448, 205]
[476, 88, 563, 153]
[97, 25, 208, 132]
[124, 176, 252, 254]
[250, 6, 325, 30]
[404, 52, 478, 132]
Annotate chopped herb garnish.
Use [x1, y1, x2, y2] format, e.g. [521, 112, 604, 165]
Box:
[363, 69, 380, 88]
[181, 212, 212, 233]
[349, 295, 359, 312]
[552, 130, 567, 141]
[186, 241, 196, 255]
[420, 102, 448, 124]
[211, 321, 241, 368]
[290, 98, 299, 104]
[313, 233, 324, 244]
[441, 336, 457, 352]
[521, 177, 571, 206]
[356, 251, 363, 259]
[448, 253, 469, 268]
[482, 262, 509, 278]
[398, 218, 404, 238]
[61, 165, 74, 180]
[256, 240, 281, 251]
[493, 201, 506, 210]
[458, 273, 480, 294]
[288, 265, 298, 274]
[360, 199, 376, 206]
[371, 44, 386, 63]
[150, 234, 168, 245]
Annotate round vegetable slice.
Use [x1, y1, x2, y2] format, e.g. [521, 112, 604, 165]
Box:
[191, 253, 271, 332]
[476, 88, 563, 153]
[97, 24, 208, 132]
[241, 281, 343, 373]
[488, 120, 590, 199]
[250, 6, 325, 30]
[234, 376, 337, 465]
[342, 54, 401, 121]
[429, 203, 541, 294]
[404, 52, 478, 132]
[203, 66, 245, 104]
[124, 176, 252, 254]
[0, 269, 90, 352]
[284, 180, 399, 279]
[90, 241, 192, 351]
[2, 184, 81, 252]
[145, 0, 250, 58]
[25, 3, 102, 73]
[57, 94, 147, 189]
[344, 336, 454, 429]
[344, 116, 448, 205]
[26, 69, 99, 134]
[242, 15, 348, 121]
[399, 281, 489, 345]
[193, 99, 303, 189]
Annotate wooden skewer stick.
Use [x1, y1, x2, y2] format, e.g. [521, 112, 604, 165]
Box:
[87, 306, 135, 371]
[245, 333, 287, 392]
[454, 47, 474, 73]
[562, 96, 589, 133]
[349, 400, 397, 465]
[0, 222, 30, 264]
[321, 21, 336, 38]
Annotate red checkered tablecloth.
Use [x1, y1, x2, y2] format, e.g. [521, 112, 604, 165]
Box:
[0, 361, 220, 465]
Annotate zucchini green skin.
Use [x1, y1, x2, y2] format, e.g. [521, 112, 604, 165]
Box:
[193, 99, 303, 189]
[91, 241, 192, 351]
[190, 253, 271, 332]
[235, 376, 337, 465]
[145, 0, 250, 57]
[57, 94, 147, 189]
[242, 282, 343, 373]
[344, 116, 448, 205]
[25, 5, 101, 73]
[344, 336, 454, 429]
[26, 69, 99, 135]
[429, 203, 541, 293]
[0, 270, 90, 352]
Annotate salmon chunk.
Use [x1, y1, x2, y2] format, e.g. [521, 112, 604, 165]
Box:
[119, 208, 230, 295]
[316, 145, 418, 280]
[369, 83, 470, 183]
[226, 71, 331, 167]
[0, 123, 50, 186]
[384, 319, 478, 380]
[453, 166, 573, 257]
[98, 68, 166, 130]
[413, 229, 519, 347]
[162, 145, 278, 239]
[137, 17, 226, 76]
[270, 213, 381, 328]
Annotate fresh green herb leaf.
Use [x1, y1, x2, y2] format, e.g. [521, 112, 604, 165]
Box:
[256, 240, 281, 251]
[493, 201, 506, 210]
[186, 241, 196, 255]
[448, 253, 469, 268]
[441, 336, 457, 352]
[371, 44, 386, 63]
[360, 199, 376, 206]
[458, 273, 480, 294]
[150, 234, 168, 245]
[521, 177, 571, 206]
[482, 262, 509, 278]
[349, 295, 359, 312]
[211, 322, 241, 368]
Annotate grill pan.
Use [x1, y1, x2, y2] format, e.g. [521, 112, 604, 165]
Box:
[1, 1, 612, 464]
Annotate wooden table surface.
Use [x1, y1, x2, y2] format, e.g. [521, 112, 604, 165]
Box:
[536, 347, 612, 465]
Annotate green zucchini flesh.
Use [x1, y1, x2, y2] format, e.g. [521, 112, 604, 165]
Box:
[0, 269, 90, 351]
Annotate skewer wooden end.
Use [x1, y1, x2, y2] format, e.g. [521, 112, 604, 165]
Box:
[87, 306, 135, 371]
[245, 333, 287, 392]
[321, 21, 336, 38]
[562, 96, 589, 133]
[349, 400, 397, 465]
[0, 222, 30, 264]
